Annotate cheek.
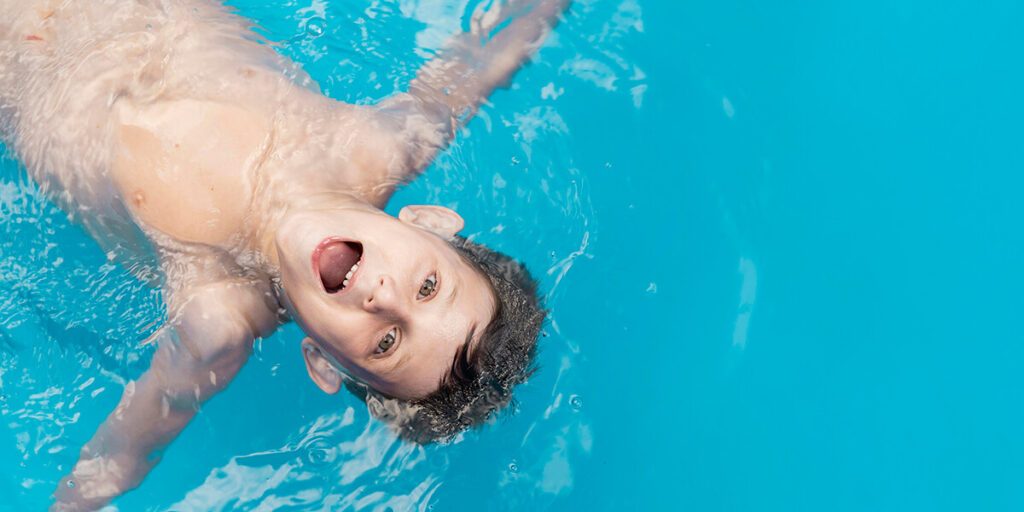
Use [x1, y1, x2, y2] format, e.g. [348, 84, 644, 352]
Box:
[281, 282, 335, 340]
[281, 290, 318, 337]
[277, 218, 313, 261]
[279, 254, 313, 300]
[316, 310, 376, 358]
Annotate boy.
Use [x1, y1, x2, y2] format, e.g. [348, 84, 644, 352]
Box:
[0, 0, 566, 509]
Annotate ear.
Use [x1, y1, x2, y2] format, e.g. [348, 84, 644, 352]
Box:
[398, 205, 465, 239]
[301, 337, 341, 395]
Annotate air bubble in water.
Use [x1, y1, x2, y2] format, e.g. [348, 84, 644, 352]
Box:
[569, 395, 583, 411]
[305, 17, 326, 38]
[66, 480, 75, 489]
[303, 437, 335, 467]
[307, 448, 327, 465]
[508, 461, 519, 473]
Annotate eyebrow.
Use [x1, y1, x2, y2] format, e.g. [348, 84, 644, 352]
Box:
[464, 322, 478, 350]
[386, 320, 476, 377]
[443, 323, 479, 385]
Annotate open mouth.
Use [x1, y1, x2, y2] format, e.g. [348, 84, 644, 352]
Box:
[313, 239, 363, 293]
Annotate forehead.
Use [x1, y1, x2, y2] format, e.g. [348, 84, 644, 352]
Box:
[370, 257, 496, 399]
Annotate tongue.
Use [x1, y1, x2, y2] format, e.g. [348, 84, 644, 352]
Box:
[318, 241, 361, 292]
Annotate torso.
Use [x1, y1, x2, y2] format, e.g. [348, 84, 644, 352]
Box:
[3, 1, 303, 268]
[1, 0, 402, 283]
[111, 98, 272, 247]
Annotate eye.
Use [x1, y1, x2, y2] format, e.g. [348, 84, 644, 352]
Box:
[417, 273, 438, 300]
[376, 328, 397, 354]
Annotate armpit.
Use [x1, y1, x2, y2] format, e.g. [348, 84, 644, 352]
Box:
[373, 93, 452, 175]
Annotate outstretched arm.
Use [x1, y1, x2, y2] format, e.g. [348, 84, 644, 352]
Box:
[51, 282, 276, 511]
[380, 0, 572, 173]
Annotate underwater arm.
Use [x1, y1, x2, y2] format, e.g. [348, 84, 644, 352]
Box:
[51, 283, 275, 511]
[381, 0, 571, 171]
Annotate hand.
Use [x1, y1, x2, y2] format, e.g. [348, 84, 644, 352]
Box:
[52, 452, 142, 511]
[387, 0, 572, 176]
[49, 278, 273, 510]
[469, 0, 572, 37]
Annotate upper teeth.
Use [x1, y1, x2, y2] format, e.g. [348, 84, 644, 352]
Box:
[342, 261, 360, 288]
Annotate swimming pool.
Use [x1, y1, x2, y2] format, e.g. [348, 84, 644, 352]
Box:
[3, 0, 1024, 510]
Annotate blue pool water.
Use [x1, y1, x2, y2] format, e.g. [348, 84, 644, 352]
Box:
[3, 0, 1024, 510]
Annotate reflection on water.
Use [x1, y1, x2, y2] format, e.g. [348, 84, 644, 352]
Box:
[732, 257, 757, 349]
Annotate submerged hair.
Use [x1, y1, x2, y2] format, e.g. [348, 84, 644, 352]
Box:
[344, 235, 545, 444]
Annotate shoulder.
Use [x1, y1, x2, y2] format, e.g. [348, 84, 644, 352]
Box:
[165, 278, 280, 366]
[374, 93, 450, 161]
[324, 97, 447, 183]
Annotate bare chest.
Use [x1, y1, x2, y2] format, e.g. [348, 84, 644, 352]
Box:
[111, 99, 273, 247]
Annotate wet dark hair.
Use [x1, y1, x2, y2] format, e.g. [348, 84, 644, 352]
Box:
[343, 236, 545, 444]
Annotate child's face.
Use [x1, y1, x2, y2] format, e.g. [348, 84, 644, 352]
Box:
[274, 205, 496, 400]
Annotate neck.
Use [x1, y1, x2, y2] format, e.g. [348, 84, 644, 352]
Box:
[250, 188, 380, 269]
[242, 97, 400, 270]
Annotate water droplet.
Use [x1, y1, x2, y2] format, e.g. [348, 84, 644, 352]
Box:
[66, 479, 75, 489]
[569, 395, 583, 411]
[305, 17, 326, 38]
[508, 461, 519, 473]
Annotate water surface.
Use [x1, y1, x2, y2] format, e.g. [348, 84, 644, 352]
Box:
[3, 0, 1024, 510]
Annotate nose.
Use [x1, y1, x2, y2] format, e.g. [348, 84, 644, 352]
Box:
[362, 275, 406, 316]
